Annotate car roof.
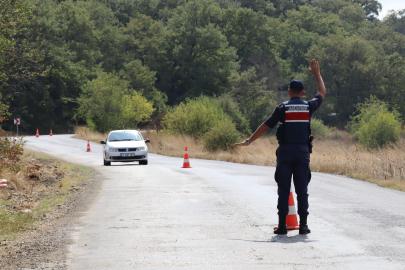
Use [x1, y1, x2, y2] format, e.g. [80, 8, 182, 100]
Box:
[109, 130, 139, 133]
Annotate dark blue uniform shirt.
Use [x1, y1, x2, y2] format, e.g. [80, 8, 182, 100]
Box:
[264, 94, 323, 129]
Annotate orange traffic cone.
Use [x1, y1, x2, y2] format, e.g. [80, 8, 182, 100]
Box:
[36, 129, 39, 138]
[286, 189, 300, 230]
[181, 146, 192, 168]
[274, 187, 300, 231]
[86, 140, 91, 152]
[50, 129, 53, 136]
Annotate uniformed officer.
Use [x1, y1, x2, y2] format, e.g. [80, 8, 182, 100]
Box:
[235, 59, 326, 235]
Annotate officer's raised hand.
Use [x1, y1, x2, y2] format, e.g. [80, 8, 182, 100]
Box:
[309, 59, 320, 75]
[308, 59, 326, 99]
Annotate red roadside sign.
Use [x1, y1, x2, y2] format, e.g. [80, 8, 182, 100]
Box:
[14, 118, 20, 125]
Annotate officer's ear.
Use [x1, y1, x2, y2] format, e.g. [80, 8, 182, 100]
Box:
[301, 90, 305, 97]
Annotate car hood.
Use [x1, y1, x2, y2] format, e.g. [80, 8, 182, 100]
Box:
[107, 141, 146, 148]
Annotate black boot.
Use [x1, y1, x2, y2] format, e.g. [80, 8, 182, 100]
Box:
[274, 215, 287, 234]
[299, 215, 311, 234]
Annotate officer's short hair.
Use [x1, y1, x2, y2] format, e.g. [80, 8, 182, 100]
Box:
[289, 79, 304, 93]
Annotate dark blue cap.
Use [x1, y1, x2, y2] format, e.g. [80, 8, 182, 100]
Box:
[289, 79, 304, 91]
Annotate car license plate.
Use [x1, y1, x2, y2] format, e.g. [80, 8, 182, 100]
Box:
[120, 153, 135, 157]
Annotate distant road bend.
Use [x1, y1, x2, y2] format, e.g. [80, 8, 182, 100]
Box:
[25, 135, 405, 269]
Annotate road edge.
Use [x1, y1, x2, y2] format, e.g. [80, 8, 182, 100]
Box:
[0, 148, 104, 269]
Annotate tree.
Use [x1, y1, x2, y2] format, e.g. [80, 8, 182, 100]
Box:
[121, 93, 155, 125]
[270, 0, 310, 17]
[122, 14, 166, 67]
[314, 0, 381, 20]
[1, 0, 127, 133]
[215, 0, 241, 9]
[1, 0, 403, 137]
[380, 53, 405, 118]
[39, 0, 123, 72]
[122, 60, 167, 115]
[384, 9, 405, 35]
[157, 0, 238, 104]
[239, 0, 275, 16]
[0, 0, 45, 88]
[77, 72, 154, 132]
[227, 68, 277, 131]
[299, 35, 385, 127]
[353, 0, 381, 20]
[221, 7, 275, 69]
[361, 23, 405, 57]
[94, 0, 139, 25]
[315, 0, 352, 14]
[338, 3, 366, 28]
[274, 5, 351, 74]
[279, 5, 346, 36]
[277, 29, 320, 73]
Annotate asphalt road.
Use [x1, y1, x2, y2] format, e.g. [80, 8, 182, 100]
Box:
[25, 135, 405, 269]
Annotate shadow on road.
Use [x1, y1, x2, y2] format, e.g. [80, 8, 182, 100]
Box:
[100, 163, 143, 167]
[231, 234, 316, 244]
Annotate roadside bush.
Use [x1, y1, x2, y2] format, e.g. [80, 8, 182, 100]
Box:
[348, 96, 402, 149]
[357, 111, 402, 149]
[162, 96, 233, 137]
[0, 131, 25, 172]
[203, 121, 240, 151]
[311, 118, 330, 139]
[212, 94, 251, 135]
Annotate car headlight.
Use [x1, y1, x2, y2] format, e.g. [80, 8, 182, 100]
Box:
[107, 146, 118, 152]
[138, 146, 146, 151]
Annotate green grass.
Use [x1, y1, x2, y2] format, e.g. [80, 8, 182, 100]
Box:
[28, 152, 52, 160]
[0, 209, 36, 240]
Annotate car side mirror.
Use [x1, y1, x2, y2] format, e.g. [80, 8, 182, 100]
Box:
[145, 139, 150, 143]
[100, 140, 106, 144]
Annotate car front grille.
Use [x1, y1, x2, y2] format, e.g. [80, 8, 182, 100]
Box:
[111, 156, 145, 160]
[118, 148, 137, 152]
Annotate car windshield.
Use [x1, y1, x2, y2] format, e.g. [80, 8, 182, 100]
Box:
[108, 132, 142, 142]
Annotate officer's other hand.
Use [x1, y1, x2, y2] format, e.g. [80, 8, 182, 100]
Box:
[234, 142, 249, 146]
[309, 59, 320, 75]
[0, 179, 7, 189]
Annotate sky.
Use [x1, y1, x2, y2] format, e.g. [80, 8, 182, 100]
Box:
[378, 0, 405, 19]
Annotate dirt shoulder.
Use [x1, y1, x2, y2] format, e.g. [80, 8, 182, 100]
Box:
[0, 151, 102, 269]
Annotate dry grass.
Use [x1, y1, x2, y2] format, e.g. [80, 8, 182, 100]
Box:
[0, 152, 93, 238]
[74, 127, 405, 191]
[74, 126, 107, 143]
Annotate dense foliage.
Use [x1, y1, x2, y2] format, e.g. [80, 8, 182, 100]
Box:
[76, 72, 154, 132]
[162, 96, 237, 137]
[203, 120, 240, 151]
[311, 118, 330, 139]
[1, 0, 405, 148]
[348, 96, 402, 148]
[162, 95, 241, 150]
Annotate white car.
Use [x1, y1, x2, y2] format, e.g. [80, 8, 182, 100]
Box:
[101, 130, 150, 166]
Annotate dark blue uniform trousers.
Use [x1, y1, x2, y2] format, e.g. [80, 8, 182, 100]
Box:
[275, 144, 311, 216]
